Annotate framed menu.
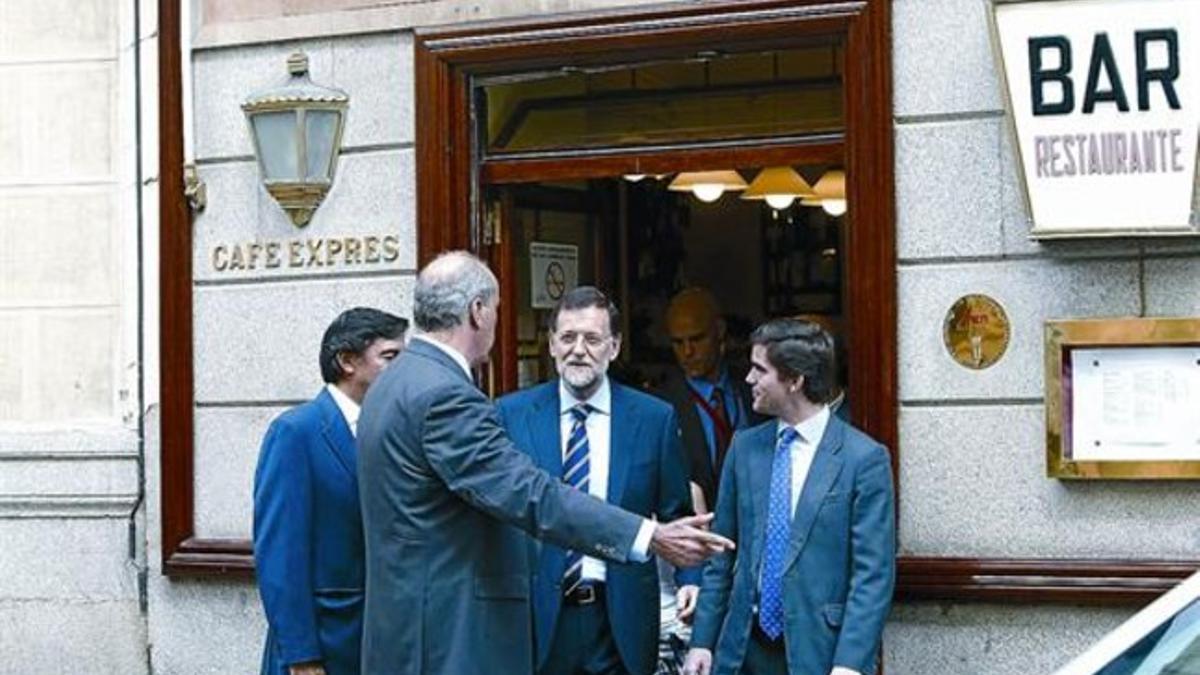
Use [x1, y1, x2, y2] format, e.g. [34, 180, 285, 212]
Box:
[1046, 318, 1200, 479]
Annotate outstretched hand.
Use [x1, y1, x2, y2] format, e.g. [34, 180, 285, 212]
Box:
[651, 513, 734, 567]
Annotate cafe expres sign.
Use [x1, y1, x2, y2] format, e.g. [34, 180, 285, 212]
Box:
[991, 0, 1200, 237]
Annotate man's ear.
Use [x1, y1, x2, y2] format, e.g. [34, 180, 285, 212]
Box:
[611, 334, 623, 358]
[335, 350, 357, 377]
[467, 298, 483, 329]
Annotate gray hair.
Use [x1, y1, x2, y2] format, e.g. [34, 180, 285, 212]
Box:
[413, 251, 498, 332]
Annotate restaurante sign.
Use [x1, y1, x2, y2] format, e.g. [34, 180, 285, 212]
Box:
[991, 0, 1200, 237]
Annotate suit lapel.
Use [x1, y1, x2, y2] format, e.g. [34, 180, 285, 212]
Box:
[317, 388, 357, 480]
[607, 384, 639, 506]
[784, 417, 845, 572]
[527, 384, 563, 477]
[746, 424, 776, 566]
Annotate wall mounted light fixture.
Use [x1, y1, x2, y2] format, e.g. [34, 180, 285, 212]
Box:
[242, 52, 349, 227]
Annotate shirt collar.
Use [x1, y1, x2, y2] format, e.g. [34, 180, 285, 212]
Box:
[686, 366, 731, 398]
[778, 405, 831, 446]
[325, 383, 360, 435]
[413, 334, 473, 379]
[559, 376, 611, 416]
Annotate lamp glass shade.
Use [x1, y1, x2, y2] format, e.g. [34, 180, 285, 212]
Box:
[765, 194, 796, 210]
[252, 111, 300, 180]
[741, 166, 815, 206]
[305, 109, 341, 180]
[667, 170, 747, 193]
[692, 184, 726, 202]
[821, 198, 848, 216]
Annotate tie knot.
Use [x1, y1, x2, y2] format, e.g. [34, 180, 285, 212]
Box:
[778, 426, 800, 448]
[570, 404, 592, 423]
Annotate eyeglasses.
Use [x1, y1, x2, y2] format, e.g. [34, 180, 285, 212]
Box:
[553, 331, 612, 349]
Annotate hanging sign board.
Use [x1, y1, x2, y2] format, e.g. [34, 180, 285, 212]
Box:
[991, 0, 1200, 238]
[529, 242, 578, 309]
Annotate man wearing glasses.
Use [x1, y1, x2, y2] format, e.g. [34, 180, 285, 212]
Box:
[498, 286, 700, 675]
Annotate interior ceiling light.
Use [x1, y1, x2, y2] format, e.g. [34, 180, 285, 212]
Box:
[741, 166, 816, 210]
[805, 169, 847, 216]
[667, 170, 747, 203]
[622, 174, 646, 182]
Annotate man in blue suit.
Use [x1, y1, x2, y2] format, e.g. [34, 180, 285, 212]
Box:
[253, 307, 408, 675]
[498, 287, 701, 675]
[683, 318, 895, 675]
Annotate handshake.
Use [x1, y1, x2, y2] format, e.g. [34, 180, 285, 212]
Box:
[649, 513, 735, 567]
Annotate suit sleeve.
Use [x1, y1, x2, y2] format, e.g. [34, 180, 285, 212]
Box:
[656, 409, 702, 588]
[253, 418, 323, 666]
[689, 433, 741, 649]
[423, 383, 644, 563]
[833, 444, 897, 674]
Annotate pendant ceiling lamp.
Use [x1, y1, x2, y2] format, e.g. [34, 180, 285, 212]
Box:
[812, 169, 847, 216]
[668, 170, 747, 203]
[741, 166, 816, 210]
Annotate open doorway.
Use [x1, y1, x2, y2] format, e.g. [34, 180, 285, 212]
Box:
[487, 169, 850, 418]
[415, 0, 894, 449]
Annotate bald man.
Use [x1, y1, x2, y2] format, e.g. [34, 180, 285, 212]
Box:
[657, 288, 764, 508]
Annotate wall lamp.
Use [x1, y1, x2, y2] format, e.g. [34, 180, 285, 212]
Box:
[242, 52, 349, 227]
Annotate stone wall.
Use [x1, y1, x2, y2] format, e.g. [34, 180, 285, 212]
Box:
[0, 0, 150, 672]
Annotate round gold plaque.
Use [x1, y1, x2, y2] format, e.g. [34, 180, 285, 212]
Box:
[943, 294, 1010, 370]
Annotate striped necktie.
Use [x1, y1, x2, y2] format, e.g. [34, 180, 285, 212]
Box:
[759, 426, 800, 640]
[562, 403, 592, 595]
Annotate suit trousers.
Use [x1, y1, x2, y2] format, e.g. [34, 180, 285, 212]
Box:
[741, 624, 788, 675]
[540, 591, 629, 675]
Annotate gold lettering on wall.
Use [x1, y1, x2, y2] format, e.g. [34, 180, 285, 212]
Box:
[209, 235, 403, 273]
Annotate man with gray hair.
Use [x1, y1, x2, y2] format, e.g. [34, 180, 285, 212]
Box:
[358, 251, 734, 675]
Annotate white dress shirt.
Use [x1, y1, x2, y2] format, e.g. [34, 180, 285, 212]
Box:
[559, 378, 615, 582]
[778, 405, 831, 516]
[326, 383, 361, 437]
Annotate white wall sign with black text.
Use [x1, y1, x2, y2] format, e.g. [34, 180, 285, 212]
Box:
[992, 0, 1200, 237]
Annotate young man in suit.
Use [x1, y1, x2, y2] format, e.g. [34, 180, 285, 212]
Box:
[253, 307, 408, 675]
[658, 288, 763, 509]
[683, 319, 895, 675]
[498, 287, 701, 675]
[356, 251, 734, 675]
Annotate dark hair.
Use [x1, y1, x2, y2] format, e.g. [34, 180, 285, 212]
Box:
[750, 318, 836, 404]
[548, 286, 621, 337]
[319, 307, 409, 384]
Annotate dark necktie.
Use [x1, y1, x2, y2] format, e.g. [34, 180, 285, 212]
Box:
[759, 426, 800, 640]
[709, 387, 733, 476]
[562, 404, 592, 595]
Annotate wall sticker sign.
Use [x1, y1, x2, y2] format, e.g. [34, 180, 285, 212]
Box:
[991, 0, 1200, 238]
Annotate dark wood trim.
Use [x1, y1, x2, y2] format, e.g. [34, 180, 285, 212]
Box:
[158, 0, 202, 576]
[898, 558, 1200, 604]
[481, 138, 845, 185]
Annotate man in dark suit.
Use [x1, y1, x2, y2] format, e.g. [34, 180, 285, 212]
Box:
[683, 319, 895, 675]
[659, 288, 763, 509]
[498, 287, 702, 675]
[357, 251, 734, 675]
[253, 307, 408, 675]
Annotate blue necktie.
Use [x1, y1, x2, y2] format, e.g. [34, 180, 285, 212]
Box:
[562, 404, 592, 595]
[759, 426, 799, 640]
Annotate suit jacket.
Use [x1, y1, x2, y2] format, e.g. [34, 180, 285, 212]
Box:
[357, 338, 646, 675]
[655, 368, 764, 509]
[253, 388, 365, 675]
[497, 380, 701, 675]
[691, 416, 896, 675]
